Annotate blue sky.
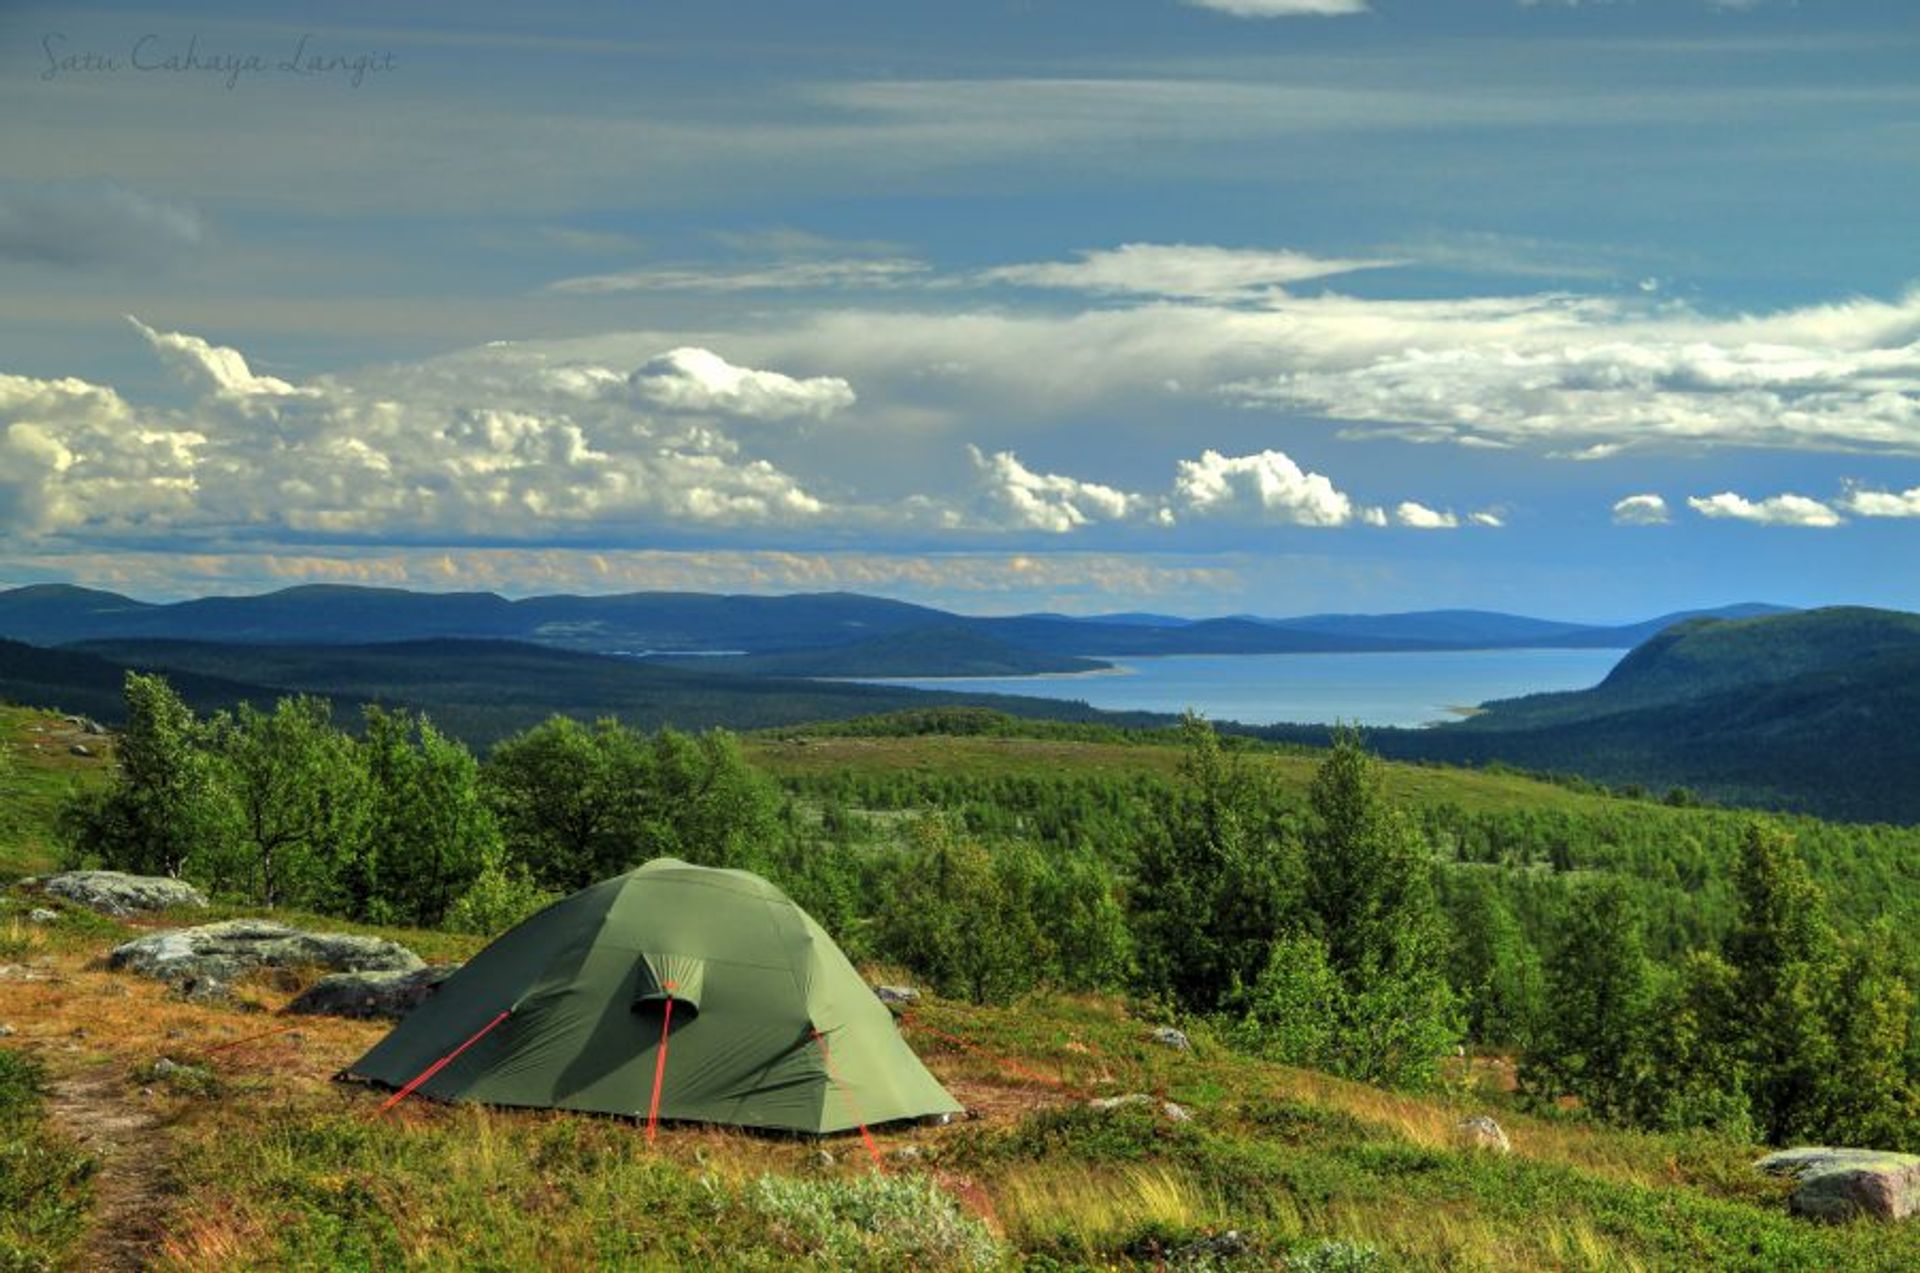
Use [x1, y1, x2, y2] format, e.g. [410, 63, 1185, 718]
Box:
[2, 0, 1917, 620]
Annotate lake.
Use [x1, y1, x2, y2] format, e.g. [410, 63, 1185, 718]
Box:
[852, 647, 1625, 728]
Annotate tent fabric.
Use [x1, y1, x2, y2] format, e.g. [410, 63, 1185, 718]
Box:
[346, 858, 961, 1134]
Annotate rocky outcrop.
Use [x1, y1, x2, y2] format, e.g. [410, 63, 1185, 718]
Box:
[1756, 1147, 1920, 1221]
[283, 966, 454, 1020]
[108, 919, 423, 998]
[1456, 1115, 1511, 1154]
[41, 871, 209, 917]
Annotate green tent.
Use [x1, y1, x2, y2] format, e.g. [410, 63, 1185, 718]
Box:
[347, 858, 961, 1134]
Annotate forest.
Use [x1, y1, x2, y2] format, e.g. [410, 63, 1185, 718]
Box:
[60, 673, 1920, 1152]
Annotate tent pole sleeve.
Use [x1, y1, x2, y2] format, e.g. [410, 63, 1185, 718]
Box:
[646, 994, 676, 1143]
[379, 1009, 511, 1114]
[812, 1028, 882, 1169]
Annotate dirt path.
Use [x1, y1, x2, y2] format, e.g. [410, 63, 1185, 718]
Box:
[46, 1061, 173, 1272]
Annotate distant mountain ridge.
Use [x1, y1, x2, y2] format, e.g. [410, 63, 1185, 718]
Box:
[0, 583, 1791, 666]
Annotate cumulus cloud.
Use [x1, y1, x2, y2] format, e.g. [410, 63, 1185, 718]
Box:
[1171, 449, 1362, 526]
[0, 181, 204, 268]
[0, 323, 838, 545]
[1839, 485, 1920, 518]
[967, 446, 1151, 533]
[1395, 501, 1459, 530]
[1687, 491, 1844, 528]
[1612, 493, 1671, 525]
[1183, 0, 1370, 15]
[626, 347, 855, 420]
[980, 243, 1395, 303]
[127, 317, 308, 399]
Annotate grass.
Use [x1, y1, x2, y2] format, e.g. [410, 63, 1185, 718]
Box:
[0, 704, 112, 879]
[0, 1048, 96, 1269]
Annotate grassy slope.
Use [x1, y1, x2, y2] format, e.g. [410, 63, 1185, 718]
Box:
[5, 717, 1918, 1267]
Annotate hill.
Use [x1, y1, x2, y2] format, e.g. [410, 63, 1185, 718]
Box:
[0, 583, 1790, 665]
[55, 637, 1162, 744]
[1344, 607, 1920, 821]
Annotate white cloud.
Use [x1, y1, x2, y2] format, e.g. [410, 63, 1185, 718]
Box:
[1612, 493, 1671, 525]
[548, 257, 928, 294]
[1839, 485, 1920, 518]
[1395, 501, 1459, 530]
[1183, 0, 1370, 15]
[1171, 449, 1361, 526]
[1468, 510, 1505, 528]
[128, 316, 308, 399]
[967, 446, 1150, 533]
[980, 243, 1395, 303]
[1687, 491, 1844, 528]
[0, 324, 839, 544]
[626, 347, 855, 421]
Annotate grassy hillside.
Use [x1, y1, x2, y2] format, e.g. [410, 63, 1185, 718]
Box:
[13, 704, 1920, 1265]
[1373, 607, 1920, 821]
[8, 882, 1920, 1269]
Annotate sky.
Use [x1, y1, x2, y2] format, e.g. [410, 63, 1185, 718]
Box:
[1, 0, 1917, 621]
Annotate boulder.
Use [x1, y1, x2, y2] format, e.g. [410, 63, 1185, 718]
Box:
[27, 909, 59, 925]
[1456, 1115, 1511, 1154]
[1756, 1147, 1920, 1221]
[283, 966, 455, 1020]
[1149, 1026, 1191, 1051]
[41, 870, 209, 917]
[68, 743, 93, 758]
[109, 919, 423, 989]
[872, 984, 921, 1007]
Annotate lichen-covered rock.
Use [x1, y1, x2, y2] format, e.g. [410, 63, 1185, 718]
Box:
[1756, 1147, 1920, 1221]
[41, 870, 209, 916]
[1456, 1115, 1511, 1154]
[1149, 1026, 1191, 1051]
[872, 984, 921, 1007]
[283, 966, 454, 1020]
[27, 909, 59, 925]
[109, 919, 423, 988]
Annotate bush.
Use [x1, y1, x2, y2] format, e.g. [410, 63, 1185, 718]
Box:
[444, 854, 558, 936]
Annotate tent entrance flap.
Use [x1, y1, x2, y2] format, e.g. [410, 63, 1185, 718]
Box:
[634, 952, 706, 1017]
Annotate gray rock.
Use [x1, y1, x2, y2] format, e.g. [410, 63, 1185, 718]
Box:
[872, 984, 921, 1006]
[27, 908, 59, 925]
[82, 718, 106, 735]
[1089, 1093, 1189, 1122]
[0, 1024, 14, 1037]
[68, 743, 93, 758]
[42, 870, 209, 917]
[888, 1146, 924, 1163]
[109, 919, 423, 988]
[1088, 1093, 1154, 1111]
[1150, 1026, 1191, 1051]
[284, 966, 455, 1020]
[1456, 1115, 1511, 1154]
[809, 1148, 836, 1168]
[1757, 1147, 1920, 1221]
